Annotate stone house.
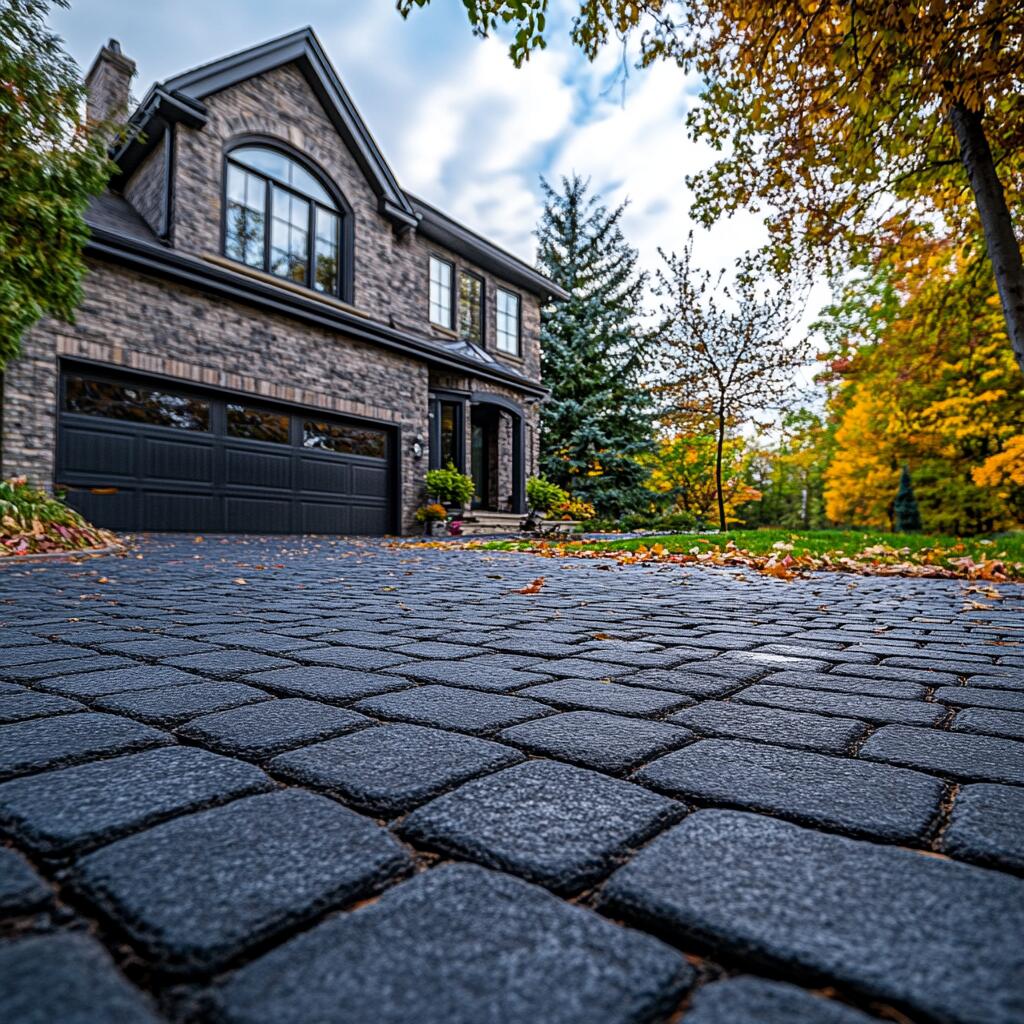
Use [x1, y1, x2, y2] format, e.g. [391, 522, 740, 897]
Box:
[0, 28, 565, 535]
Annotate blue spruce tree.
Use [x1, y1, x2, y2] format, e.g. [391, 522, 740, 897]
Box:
[893, 464, 922, 532]
[535, 175, 654, 518]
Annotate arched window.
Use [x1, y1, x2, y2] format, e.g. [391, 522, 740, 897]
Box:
[223, 143, 346, 298]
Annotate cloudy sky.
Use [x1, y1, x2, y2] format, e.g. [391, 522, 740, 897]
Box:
[52, 0, 827, 335]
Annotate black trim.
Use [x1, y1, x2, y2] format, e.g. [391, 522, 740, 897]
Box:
[84, 227, 549, 399]
[159, 122, 176, 241]
[428, 395, 466, 473]
[220, 136, 355, 304]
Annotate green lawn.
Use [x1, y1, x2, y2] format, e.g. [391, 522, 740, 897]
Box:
[470, 528, 1024, 578]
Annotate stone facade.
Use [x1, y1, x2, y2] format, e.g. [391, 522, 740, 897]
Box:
[0, 37, 551, 534]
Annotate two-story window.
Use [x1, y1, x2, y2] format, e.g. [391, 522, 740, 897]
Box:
[428, 256, 519, 356]
[224, 143, 348, 299]
[496, 288, 520, 355]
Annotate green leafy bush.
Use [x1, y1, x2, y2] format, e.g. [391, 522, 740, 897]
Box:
[526, 475, 569, 514]
[425, 463, 475, 505]
[1, 476, 119, 555]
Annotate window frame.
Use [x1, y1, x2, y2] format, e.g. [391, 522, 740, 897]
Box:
[495, 287, 522, 357]
[221, 137, 354, 304]
[457, 270, 485, 345]
[428, 254, 456, 331]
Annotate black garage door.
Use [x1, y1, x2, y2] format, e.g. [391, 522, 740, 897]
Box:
[56, 367, 396, 534]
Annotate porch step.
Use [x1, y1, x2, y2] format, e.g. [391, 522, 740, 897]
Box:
[459, 512, 524, 536]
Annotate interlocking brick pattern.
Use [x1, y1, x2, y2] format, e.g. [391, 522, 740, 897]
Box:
[0, 534, 1022, 1023]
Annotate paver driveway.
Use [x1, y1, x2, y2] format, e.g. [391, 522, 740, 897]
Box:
[1, 534, 1023, 1023]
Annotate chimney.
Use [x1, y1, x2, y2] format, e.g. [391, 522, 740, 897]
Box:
[85, 39, 136, 125]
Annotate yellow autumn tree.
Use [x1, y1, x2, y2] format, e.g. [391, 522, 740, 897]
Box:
[822, 238, 1024, 533]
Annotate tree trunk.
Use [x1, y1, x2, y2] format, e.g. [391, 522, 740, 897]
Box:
[950, 103, 1024, 376]
[715, 406, 727, 532]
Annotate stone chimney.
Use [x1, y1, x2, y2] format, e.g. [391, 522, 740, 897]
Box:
[85, 39, 136, 125]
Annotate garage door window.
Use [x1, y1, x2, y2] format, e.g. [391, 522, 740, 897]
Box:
[303, 420, 387, 458]
[226, 404, 290, 443]
[64, 375, 209, 431]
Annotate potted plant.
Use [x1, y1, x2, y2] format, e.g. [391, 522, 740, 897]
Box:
[425, 463, 475, 515]
[414, 502, 448, 537]
[523, 475, 569, 532]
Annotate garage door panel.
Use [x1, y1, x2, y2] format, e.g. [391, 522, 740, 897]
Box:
[225, 447, 292, 489]
[350, 463, 389, 499]
[140, 491, 220, 532]
[141, 436, 215, 484]
[300, 501, 352, 535]
[350, 504, 390, 535]
[64, 487, 137, 531]
[297, 456, 351, 495]
[225, 496, 292, 533]
[59, 426, 136, 479]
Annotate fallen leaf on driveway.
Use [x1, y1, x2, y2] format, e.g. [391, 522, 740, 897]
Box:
[233, 578, 247, 585]
[515, 577, 545, 594]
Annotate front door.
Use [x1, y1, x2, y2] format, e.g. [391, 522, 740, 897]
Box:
[471, 421, 489, 510]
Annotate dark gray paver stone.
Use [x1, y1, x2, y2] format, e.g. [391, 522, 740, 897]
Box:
[93, 682, 269, 727]
[245, 665, 411, 703]
[0, 746, 274, 855]
[0, 712, 171, 781]
[528, 657, 633, 679]
[270, 723, 524, 815]
[618, 669, 742, 699]
[758, 670, 927, 700]
[667, 701, 867, 754]
[96, 637, 222, 658]
[952, 706, 1024, 740]
[383, 659, 550, 692]
[0, 691, 86, 724]
[354, 684, 551, 734]
[0, 654, 136, 682]
[0, 932, 162, 1023]
[934, 685, 1024, 712]
[499, 711, 693, 773]
[0, 643, 96, 667]
[733, 684, 944, 726]
[860, 724, 1024, 784]
[601, 809, 1024, 1024]
[831, 662, 956, 686]
[942, 784, 1024, 872]
[214, 632, 321, 653]
[635, 738, 943, 842]
[518, 678, 691, 717]
[0, 846, 49, 913]
[389, 640, 479, 658]
[35, 665, 205, 698]
[163, 650, 295, 678]
[211, 863, 692, 1024]
[881, 654, 1001, 675]
[177, 698, 369, 758]
[400, 760, 681, 894]
[683, 978, 877, 1024]
[290, 646, 411, 670]
[72, 790, 410, 973]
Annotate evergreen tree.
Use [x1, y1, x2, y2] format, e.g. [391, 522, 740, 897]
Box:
[535, 175, 654, 518]
[893, 465, 922, 532]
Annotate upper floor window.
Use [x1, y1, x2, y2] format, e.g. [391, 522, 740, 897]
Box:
[496, 288, 520, 355]
[224, 144, 343, 297]
[429, 255, 453, 328]
[459, 272, 483, 344]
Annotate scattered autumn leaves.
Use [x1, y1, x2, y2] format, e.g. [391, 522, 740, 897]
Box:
[399, 537, 1023, 583]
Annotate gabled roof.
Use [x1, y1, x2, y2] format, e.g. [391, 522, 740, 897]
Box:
[115, 27, 417, 230]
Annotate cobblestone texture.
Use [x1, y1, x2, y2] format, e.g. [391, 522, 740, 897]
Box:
[0, 534, 1022, 1022]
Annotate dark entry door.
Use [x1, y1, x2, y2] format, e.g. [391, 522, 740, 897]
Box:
[55, 367, 395, 534]
[470, 406, 497, 510]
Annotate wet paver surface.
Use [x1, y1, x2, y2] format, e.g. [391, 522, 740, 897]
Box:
[1, 534, 1023, 1023]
